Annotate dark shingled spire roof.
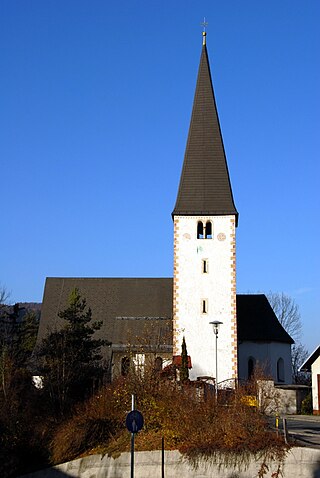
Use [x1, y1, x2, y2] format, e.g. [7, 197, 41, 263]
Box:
[172, 39, 238, 224]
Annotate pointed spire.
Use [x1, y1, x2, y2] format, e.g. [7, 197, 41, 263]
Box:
[172, 35, 238, 225]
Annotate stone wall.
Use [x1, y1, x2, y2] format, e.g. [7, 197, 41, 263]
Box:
[257, 380, 310, 415]
[21, 448, 320, 478]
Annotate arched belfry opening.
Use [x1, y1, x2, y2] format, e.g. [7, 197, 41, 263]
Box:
[205, 221, 212, 238]
[197, 221, 204, 239]
[197, 221, 213, 239]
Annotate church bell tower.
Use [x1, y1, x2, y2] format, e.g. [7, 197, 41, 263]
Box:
[172, 32, 239, 383]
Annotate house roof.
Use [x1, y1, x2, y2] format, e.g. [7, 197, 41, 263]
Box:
[299, 345, 320, 371]
[38, 279, 293, 350]
[237, 294, 294, 344]
[172, 39, 238, 223]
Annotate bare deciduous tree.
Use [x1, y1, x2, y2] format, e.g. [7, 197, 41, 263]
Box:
[267, 292, 309, 383]
[0, 284, 10, 309]
[291, 343, 309, 384]
[267, 292, 302, 342]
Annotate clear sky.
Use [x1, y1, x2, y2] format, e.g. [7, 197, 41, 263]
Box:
[1, 1, 319, 353]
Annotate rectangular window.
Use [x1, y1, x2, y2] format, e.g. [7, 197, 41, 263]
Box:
[202, 299, 208, 314]
[133, 353, 145, 377]
[202, 259, 208, 273]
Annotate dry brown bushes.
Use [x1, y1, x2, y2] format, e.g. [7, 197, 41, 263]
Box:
[50, 369, 287, 467]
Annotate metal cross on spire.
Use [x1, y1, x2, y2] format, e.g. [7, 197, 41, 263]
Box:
[201, 17, 208, 31]
[201, 17, 208, 45]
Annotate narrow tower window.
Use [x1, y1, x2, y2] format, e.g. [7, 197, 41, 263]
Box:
[205, 221, 212, 239]
[202, 259, 208, 273]
[197, 221, 204, 239]
[202, 299, 208, 314]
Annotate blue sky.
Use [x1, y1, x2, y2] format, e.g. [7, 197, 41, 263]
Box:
[1, 1, 319, 353]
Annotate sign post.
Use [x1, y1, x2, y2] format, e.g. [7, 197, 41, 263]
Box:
[126, 395, 144, 478]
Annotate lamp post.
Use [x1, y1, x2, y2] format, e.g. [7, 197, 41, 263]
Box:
[209, 321, 223, 396]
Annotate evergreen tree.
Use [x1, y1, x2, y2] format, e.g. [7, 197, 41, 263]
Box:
[180, 336, 189, 383]
[37, 288, 110, 416]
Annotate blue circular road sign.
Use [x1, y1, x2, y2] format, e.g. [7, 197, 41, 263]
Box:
[126, 410, 144, 433]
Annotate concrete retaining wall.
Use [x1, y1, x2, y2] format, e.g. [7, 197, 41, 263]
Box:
[21, 447, 320, 478]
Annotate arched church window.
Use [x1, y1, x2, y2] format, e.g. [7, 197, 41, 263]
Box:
[277, 358, 285, 383]
[197, 221, 204, 239]
[248, 357, 255, 379]
[121, 356, 130, 376]
[205, 221, 212, 239]
[155, 356, 163, 372]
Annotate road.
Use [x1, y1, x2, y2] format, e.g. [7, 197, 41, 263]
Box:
[276, 415, 320, 448]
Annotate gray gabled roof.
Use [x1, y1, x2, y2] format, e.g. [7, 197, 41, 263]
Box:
[38, 279, 293, 350]
[172, 40, 238, 223]
[38, 277, 173, 353]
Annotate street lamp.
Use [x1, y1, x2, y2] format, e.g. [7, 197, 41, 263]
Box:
[209, 320, 223, 396]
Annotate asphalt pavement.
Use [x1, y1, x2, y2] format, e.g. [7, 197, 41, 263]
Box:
[276, 415, 320, 448]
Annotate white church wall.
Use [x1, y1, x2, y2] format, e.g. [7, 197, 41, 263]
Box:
[238, 341, 292, 384]
[173, 215, 237, 383]
[311, 355, 320, 414]
[112, 351, 172, 380]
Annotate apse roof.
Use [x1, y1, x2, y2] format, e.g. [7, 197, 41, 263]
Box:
[237, 294, 294, 344]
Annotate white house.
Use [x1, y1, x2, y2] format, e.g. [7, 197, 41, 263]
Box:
[300, 345, 320, 415]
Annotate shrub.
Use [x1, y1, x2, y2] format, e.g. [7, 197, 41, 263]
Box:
[50, 367, 287, 466]
[301, 392, 313, 415]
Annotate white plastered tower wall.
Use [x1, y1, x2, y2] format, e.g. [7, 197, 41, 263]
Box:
[173, 214, 237, 382]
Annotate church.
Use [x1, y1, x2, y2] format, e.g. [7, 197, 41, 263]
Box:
[38, 32, 293, 387]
